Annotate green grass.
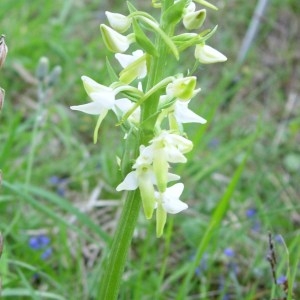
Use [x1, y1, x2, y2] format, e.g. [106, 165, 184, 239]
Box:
[1, 0, 300, 299]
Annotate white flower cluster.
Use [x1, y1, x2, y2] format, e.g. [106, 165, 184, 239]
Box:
[70, 1, 227, 236]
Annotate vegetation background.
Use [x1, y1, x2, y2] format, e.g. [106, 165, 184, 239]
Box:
[0, 0, 299, 299]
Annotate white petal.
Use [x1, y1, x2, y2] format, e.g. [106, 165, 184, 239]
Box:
[162, 198, 188, 214]
[89, 92, 115, 109]
[166, 182, 184, 196]
[161, 183, 188, 214]
[70, 102, 106, 115]
[174, 102, 207, 124]
[166, 145, 187, 163]
[167, 172, 180, 182]
[81, 76, 113, 94]
[113, 98, 140, 123]
[115, 53, 135, 69]
[116, 171, 138, 191]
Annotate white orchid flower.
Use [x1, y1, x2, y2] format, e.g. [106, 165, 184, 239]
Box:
[70, 76, 115, 115]
[113, 98, 141, 124]
[155, 183, 188, 237]
[115, 50, 147, 83]
[157, 183, 187, 214]
[116, 163, 179, 219]
[174, 101, 207, 124]
[148, 131, 193, 191]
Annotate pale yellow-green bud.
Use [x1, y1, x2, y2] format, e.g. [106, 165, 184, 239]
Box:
[195, 44, 227, 64]
[183, 9, 206, 30]
[138, 166, 156, 219]
[100, 24, 134, 53]
[166, 76, 197, 101]
[156, 202, 167, 238]
[105, 11, 131, 33]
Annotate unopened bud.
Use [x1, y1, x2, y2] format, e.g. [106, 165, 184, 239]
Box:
[166, 76, 198, 101]
[100, 24, 134, 53]
[0, 34, 8, 68]
[183, 9, 206, 30]
[0, 88, 5, 111]
[36, 57, 49, 81]
[105, 11, 131, 33]
[195, 44, 227, 64]
[48, 65, 62, 87]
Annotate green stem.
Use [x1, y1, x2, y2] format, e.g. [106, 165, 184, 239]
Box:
[98, 190, 140, 299]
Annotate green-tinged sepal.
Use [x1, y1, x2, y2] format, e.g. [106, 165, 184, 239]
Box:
[156, 202, 167, 237]
[138, 170, 156, 219]
[153, 148, 169, 192]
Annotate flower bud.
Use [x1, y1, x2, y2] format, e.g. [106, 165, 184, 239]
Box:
[183, 9, 206, 30]
[195, 44, 227, 64]
[100, 24, 134, 53]
[0, 34, 8, 68]
[36, 57, 49, 81]
[166, 76, 197, 101]
[0, 88, 5, 112]
[105, 11, 131, 33]
[48, 65, 62, 87]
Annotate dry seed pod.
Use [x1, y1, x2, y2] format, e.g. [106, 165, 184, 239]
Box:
[0, 35, 8, 68]
[0, 88, 5, 111]
[0, 234, 3, 258]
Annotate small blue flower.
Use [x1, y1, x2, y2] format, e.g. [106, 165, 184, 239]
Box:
[246, 208, 257, 218]
[48, 176, 61, 185]
[29, 235, 50, 250]
[277, 275, 287, 285]
[274, 234, 284, 244]
[223, 248, 235, 257]
[41, 247, 52, 260]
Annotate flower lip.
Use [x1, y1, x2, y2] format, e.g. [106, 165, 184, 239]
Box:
[157, 183, 188, 214]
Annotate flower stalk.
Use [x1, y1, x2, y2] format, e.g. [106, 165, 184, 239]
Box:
[71, 1, 227, 298]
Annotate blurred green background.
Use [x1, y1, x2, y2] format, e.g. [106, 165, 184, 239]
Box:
[0, 0, 299, 299]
